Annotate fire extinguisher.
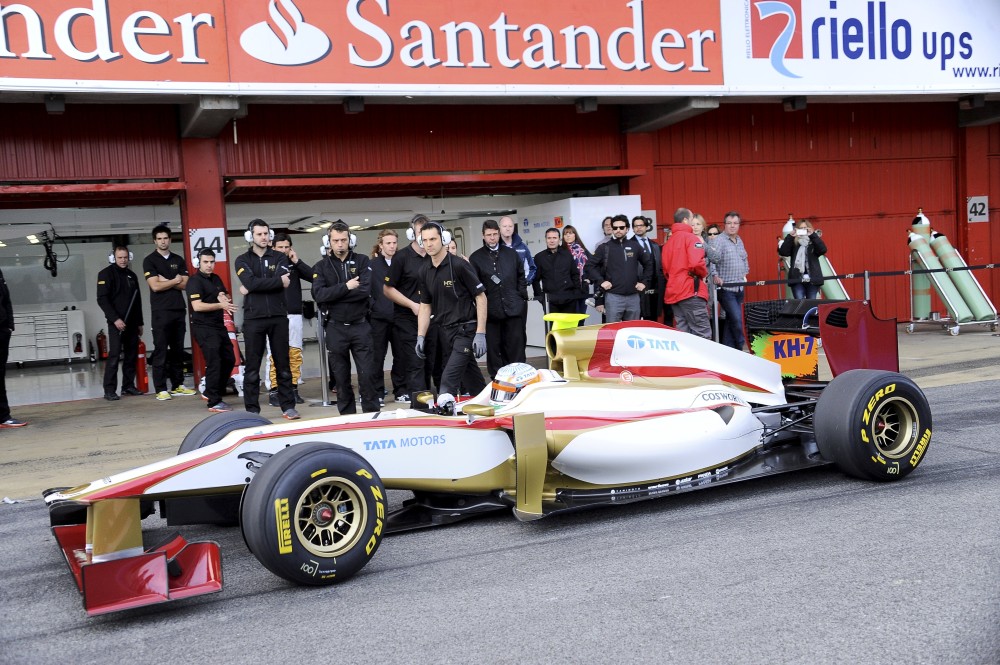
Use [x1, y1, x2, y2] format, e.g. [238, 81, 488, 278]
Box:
[96, 329, 109, 360]
[136, 338, 149, 394]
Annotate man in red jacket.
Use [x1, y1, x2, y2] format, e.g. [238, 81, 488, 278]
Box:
[660, 208, 712, 339]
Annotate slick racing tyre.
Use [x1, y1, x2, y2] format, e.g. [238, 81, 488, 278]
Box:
[240, 442, 386, 586]
[178, 411, 272, 454]
[814, 369, 932, 481]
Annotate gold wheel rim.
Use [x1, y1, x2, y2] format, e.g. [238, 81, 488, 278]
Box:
[294, 476, 367, 558]
[871, 396, 918, 458]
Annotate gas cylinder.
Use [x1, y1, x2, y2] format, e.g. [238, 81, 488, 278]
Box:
[96, 329, 109, 360]
[136, 338, 149, 394]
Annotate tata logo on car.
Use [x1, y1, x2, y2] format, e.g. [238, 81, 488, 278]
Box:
[626, 335, 680, 351]
[363, 434, 447, 450]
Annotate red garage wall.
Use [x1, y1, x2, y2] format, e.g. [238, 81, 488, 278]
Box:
[0, 105, 180, 181]
[654, 103, 968, 321]
[220, 105, 623, 177]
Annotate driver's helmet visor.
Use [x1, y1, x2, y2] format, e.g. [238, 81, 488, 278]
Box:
[490, 380, 520, 404]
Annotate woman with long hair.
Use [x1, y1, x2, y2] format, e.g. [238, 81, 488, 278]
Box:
[561, 225, 592, 316]
[778, 219, 828, 299]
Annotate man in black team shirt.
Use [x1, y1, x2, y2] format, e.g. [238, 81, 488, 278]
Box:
[234, 219, 298, 419]
[416, 222, 487, 412]
[381, 213, 431, 407]
[186, 249, 237, 413]
[143, 224, 194, 401]
[97, 245, 144, 401]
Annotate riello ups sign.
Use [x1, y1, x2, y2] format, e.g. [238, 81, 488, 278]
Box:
[0, 0, 723, 92]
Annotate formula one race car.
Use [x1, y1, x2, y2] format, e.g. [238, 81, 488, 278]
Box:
[44, 300, 932, 615]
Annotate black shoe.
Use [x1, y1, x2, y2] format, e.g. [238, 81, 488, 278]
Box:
[104, 393, 120, 401]
[268, 390, 279, 407]
[121, 386, 143, 396]
[294, 389, 305, 404]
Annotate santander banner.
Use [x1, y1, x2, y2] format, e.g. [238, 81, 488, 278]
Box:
[722, 0, 1000, 93]
[0, 0, 723, 93]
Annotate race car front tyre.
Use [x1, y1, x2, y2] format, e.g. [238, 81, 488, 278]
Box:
[177, 411, 273, 454]
[240, 442, 386, 586]
[814, 369, 932, 481]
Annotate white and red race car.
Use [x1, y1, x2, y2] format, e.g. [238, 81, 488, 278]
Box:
[44, 300, 931, 615]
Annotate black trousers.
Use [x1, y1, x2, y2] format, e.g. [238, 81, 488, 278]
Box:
[327, 320, 380, 414]
[439, 322, 486, 397]
[150, 309, 186, 392]
[485, 315, 526, 378]
[640, 289, 662, 321]
[192, 324, 235, 407]
[393, 311, 426, 403]
[102, 324, 139, 394]
[370, 316, 405, 398]
[0, 328, 10, 422]
[243, 315, 293, 413]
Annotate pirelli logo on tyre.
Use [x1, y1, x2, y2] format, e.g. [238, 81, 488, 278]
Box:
[910, 428, 932, 466]
[274, 498, 293, 554]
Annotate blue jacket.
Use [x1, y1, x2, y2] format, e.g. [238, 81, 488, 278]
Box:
[505, 232, 537, 284]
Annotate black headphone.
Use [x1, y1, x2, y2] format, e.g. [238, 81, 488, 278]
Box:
[411, 221, 453, 248]
[108, 246, 133, 264]
[245, 219, 274, 243]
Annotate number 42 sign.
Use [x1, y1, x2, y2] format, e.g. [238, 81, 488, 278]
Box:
[189, 228, 227, 262]
[967, 196, 989, 223]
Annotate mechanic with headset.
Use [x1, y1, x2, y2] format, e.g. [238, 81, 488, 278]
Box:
[97, 245, 145, 401]
[311, 221, 380, 414]
[0, 266, 27, 427]
[186, 248, 237, 413]
[143, 224, 194, 400]
[381, 213, 431, 407]
[234, 218, 299, 420]
[416, 221, 488, 410]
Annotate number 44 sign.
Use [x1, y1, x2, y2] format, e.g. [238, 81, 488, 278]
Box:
[189, 228, 227, 262]
[967, 196, 989, 223]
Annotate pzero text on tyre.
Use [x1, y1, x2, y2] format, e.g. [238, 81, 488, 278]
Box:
[240, 442, 386, 586]
[177, 411, 273, 454]
[814, 369, 932, 481]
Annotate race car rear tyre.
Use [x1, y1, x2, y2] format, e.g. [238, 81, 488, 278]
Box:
[814, 369, 932, 481]
[240, 442, 385, 586]
[178, 411, 272, 454]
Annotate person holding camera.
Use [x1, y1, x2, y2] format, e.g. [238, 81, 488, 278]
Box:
[312, 221, 380, 414]
[416, 222, 487, 409]
[778, 219, 828, 300]
[469, 219, 527, 378]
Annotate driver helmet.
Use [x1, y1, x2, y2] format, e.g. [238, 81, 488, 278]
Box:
[490, 363, 541, 406]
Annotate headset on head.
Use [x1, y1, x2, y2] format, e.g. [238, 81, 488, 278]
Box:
[244, 219, 275, 244]
[410, 220, 452, 248]
[321, 222, 357, 257]
[108, 246, 133, 264]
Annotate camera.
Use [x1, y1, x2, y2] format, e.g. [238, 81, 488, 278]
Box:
[795, 228, 807, 236]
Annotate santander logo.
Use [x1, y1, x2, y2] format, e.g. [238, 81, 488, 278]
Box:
[240, 0, 330, 66]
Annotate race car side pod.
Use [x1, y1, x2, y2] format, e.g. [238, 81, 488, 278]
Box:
[929, 231, 997, 322]
[910, 210, 933, 320]
[49, 498, 222, 615]
[907, 232, 974, 323]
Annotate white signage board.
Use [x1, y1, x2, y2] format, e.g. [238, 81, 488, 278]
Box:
[968, 196, 989, 223]
[188, 228, 227, 262]
[721, 0, 1000, 94]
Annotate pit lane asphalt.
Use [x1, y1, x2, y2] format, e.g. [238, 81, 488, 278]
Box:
[0, 326, 998, 663]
